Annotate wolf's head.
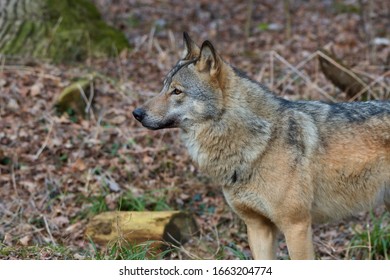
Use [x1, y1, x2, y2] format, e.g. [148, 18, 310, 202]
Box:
[133, 33, 229, 130]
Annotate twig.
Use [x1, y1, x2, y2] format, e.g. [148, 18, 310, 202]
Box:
[44, 16, 63, 57]
[255, 64, 266, 82]
[147, 25, 156, 54]
[313, 239, 338, 260]
[132, 35, 148, 53]
[34, 121, 54, 160]
[87, 78, 95, 116]
[317, 51, 369, 97]
[11, 161, 19, 197]
[42, 215, 56, 246]
[113, 44, 126, 84]
[77, 78, 96, 122]
[128, 147, 167, 154]
[151, 130, 167, 162]
[284, 0, 292, 39]
[272, 51, 337, 101]
[93, 110, 105, 140]
[167, 233, 202, 260]
[210, 223, 222, 259]
[270, 51, 274, 89]
[153, 38, 164, 55]
[366, 223, 372, 259]
[0, 201, 18, 217]
[348, 71, 389, 101]
[167, 29, 176, 53]
[244, 0, 254, 39]
[275, 50, 319, 89]
[84, 168, 93, 193]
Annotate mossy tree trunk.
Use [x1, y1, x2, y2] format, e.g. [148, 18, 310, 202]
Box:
[0, 0, 129, 63]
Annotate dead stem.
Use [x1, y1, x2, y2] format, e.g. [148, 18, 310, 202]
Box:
[34, 121, 54, 161]
[42, 215, 56, 246]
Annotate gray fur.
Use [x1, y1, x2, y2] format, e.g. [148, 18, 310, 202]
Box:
[133, 34, 390, 259]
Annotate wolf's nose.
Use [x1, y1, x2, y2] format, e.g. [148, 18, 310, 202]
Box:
[132, 108, 145, 122]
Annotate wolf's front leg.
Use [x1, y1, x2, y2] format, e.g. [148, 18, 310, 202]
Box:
[283, 220, 315, 260]
[245, 216, 278, 260]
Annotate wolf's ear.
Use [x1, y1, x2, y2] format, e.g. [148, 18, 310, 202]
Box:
[196, 40, 221, 76]
[182, 32, 200, 60]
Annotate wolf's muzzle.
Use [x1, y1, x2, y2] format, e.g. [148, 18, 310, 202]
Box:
[132, 108, 146, 122]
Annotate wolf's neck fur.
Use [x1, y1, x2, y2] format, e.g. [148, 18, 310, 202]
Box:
[181, 73, 277, 186]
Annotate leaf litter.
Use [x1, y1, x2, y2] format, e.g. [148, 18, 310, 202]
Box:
[0, 0, 389, 259]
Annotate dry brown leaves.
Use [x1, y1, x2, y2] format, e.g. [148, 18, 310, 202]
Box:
[1, 0, 389, 259]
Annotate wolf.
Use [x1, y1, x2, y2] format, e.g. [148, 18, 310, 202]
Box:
[133, 32, 390, 259]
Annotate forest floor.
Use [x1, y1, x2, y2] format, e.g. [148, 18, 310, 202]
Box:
[0, 0, 389, 259]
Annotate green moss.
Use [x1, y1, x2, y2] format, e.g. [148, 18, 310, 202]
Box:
[0, 23, 13, 50]
[55, 78, 92, 117]
[8, 22, 35, 55]
[44, 0, 129, 62]
[334, 2, 361, 14]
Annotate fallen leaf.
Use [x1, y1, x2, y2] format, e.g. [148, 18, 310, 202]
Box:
[7, 99, 19, 110]
[53, 216, 69, 227]
[65, 221, 82, 233]
[110, 115, 126, 124]
[19, 235, 32, 246]
[4, 233, 13, 246]
[30, 82, 43, 96]
[72, 158, 87, 172]
[97, 174, 121, 192]
[20, 181, 37, 193]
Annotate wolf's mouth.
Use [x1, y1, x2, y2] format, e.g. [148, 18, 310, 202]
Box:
[140, 118, 178, 130]
[133, 108, 179, 130]
[140, 122, 161, 130]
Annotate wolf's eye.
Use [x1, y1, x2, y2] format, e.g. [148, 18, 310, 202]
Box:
[172, 88, 182, 95]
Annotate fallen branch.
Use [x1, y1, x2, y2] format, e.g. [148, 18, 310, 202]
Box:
[85, 211, 199, 246]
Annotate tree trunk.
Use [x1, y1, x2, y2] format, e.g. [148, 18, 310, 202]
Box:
[0, 0, 129, 63]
